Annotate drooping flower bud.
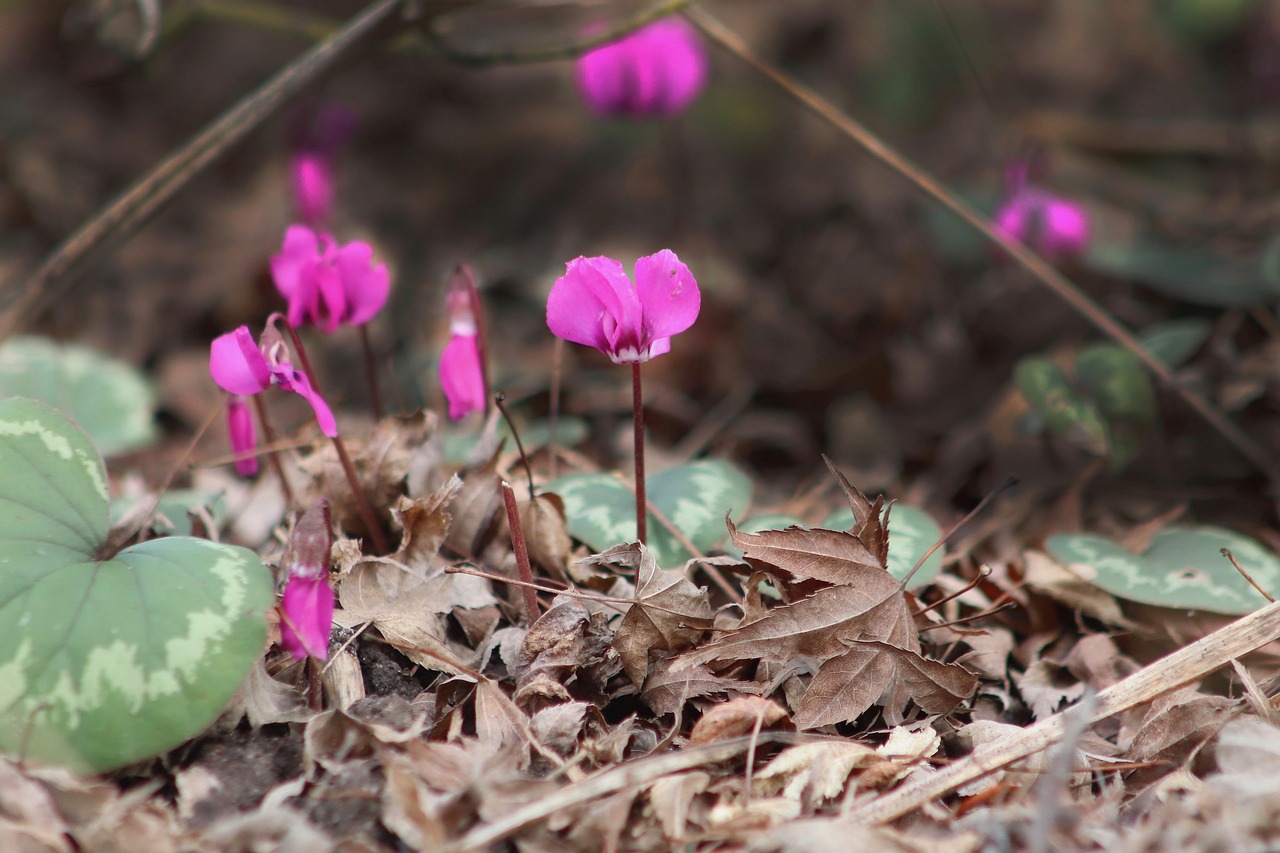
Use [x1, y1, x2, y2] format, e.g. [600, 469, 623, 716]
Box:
[575, 17, 708, 118]
[279, 499, 335, 660]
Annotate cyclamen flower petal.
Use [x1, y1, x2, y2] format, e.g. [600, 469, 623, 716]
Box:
[547, 251, 700, 364]
[227, 397, 259, 476]
[279, 574, 334, 660]
[275, 368, 339, 438]
[270, 226, 390, 332]
[210, 326, 272, 395]
[576, 17, 708, 118]
[439, 333, 486, 420]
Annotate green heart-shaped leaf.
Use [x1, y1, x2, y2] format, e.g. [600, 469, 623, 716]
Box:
[548, 460, 752, 567]
[1138, 319, 1211, 369]
[1015, 357, 1108, 455]
[0, 336, 156, 456]
[1047, 525, 1280, 614]
[0, 399, 272, 773]
[1086, 239, 1280, 307]
[821, 504, 945, 586]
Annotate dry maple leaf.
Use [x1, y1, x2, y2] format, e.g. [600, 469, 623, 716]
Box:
[641, 656, 757, 716]
[795, 639, 977, 729]
[689, 696, 789, 745]
[727, 517, 885, 587]
[580, 543, 714, 686]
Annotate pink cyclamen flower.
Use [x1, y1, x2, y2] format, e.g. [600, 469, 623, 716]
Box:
[280, 574, 334, 660]
[270, 225, 390, 333]
[209, 324, 338, 437]
[280, 500, 335, 660]
[439, 266, 486, 420]
[992, 163, 1090, 259]
[290, 151, 333, 227]
[576, 17, 708, 118]
[546, 250, 700, 363]
[227, 396, 259, 476]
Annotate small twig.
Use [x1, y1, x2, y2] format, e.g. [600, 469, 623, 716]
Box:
[494, 392, 536, 498]
[548, 336, 565, 480]
[282, 320, 390, 554]
[2, 0, 409, 338]
[501, 480, 542, 620]
[900, 476, 1016, 590]
[427, 0, 700, 66]
[913, 565, 993, 617]
[686, 6, 1278, 481]
[1222, 547, 1276, 603]
[252, 394, 296, 508]
[915, 600, 1017, 633]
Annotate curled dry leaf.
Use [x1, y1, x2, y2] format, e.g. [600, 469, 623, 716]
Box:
[224, 657, 311, 728]
[753, 741, 883, 802]
[531, 701, 590, 756]
[582, 543, 714, 686]
[444, 449, 503, 558]
[514, 597, 619, 704]
[518, 492, 572, 579]
[642, 656, 758, 716]
[689, 696, 789, 745]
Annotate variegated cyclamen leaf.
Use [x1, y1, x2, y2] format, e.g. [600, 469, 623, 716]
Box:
[820, 505, 945, 587]
[1047, 526, 1280, 614]
[0, 399, 273, 774]
[548, 459, 752, 566]
[0, 336, 156, 456]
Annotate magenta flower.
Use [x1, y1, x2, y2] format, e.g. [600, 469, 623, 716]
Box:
[290, 151, 333, 227]
[546, 250, 700, 363]
[227, 396, 259, 476]
[576, 17, 708, 118]
[270, 225, 390, 334]
[439, 266, 487, 420]
[992, 164, 1090, 259]
[209, 323, 338, 437]
[279, 500, 334, 660]
[280, 574, 334, 660]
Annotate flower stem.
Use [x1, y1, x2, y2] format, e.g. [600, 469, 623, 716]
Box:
[281, 320, 390, 555]
[458, 263, 492, 416]
[252, 394, 296, 508]
[632, 361, 647, 546]
[500, 480, 542, 621]
[358, 325, 384, 420]
[548, 336, 564, 479]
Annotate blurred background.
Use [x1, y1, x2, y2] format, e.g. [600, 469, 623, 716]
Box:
[4, 0, 1280, 535]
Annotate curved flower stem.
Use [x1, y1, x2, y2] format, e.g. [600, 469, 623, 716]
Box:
[548, 337, 565, 480]
[687, 6, 1279, 482]
[500, 480, 542, 621]
[252, 394, 297, 508]
[281, 320, 390, 555]
[358, 325, 384, 420]
[632, 362, 647, 546]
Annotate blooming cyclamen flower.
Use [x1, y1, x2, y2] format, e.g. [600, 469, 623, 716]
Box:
[992, 164, 1090, 259]
[209, 323, 338, 437]
[439, 266, 487, 420]
[270, 225, 390, 334]
[576, 17, 708, 118]
[280, 500, 335, 660]
[546, 250, 700, 364]
[227, 396, 259, 476]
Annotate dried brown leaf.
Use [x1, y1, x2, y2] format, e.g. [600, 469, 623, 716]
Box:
[444, 450, 503, 558]
[689, 696, 788, 745]
[753, 741, 882, 802]
[795, 640, 977, 729]
[641, 656, 755, 716]
[647, 771, 710, 841]
[530, 702, 590, 756]
[514, 597, 618, 700]
[224, 657, 311, 728]
[677, 581, 917, 671]
[519, 493, 572, 579]
[587, 543, 714, 686]
[727, 516, 885, 587]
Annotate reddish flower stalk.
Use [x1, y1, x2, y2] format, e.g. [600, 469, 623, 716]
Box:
[278, 317, 391, 555]
[251, 394, 296, 508]
[500, 480, 542, 620]
[631, 362, 647, 545]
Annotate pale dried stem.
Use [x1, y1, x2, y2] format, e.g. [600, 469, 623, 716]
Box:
[847, 598, 1280, 824]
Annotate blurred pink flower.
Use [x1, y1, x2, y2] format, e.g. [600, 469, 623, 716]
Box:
[992, 164, 1090, 258]
[439, 265, 487, 420]
[290, 151, 333, 227]
[546, 250, 700, 363]
[280, 500, 334, 660]
[209, 323, 338, 437]
[227, 396, 259, 476]
[576, 17, 707, 118]
[270, 225, 390, 333]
